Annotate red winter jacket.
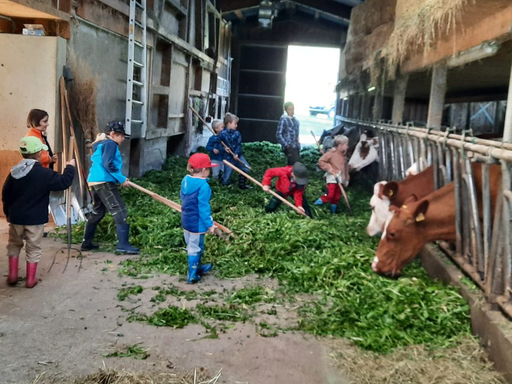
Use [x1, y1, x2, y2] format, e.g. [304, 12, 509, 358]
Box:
[262, 165, 305, 208]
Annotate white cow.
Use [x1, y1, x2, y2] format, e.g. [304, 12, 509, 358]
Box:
[366, 181, 392, 236]
[348, 133, 379, 171]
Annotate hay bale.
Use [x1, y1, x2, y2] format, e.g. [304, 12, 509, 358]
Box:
[348, 0, 397, 38]
[344, 34, 367, 76]
[383, 0, 472, 78]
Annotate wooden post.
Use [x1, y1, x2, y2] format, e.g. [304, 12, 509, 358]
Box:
[373, 88, 383, 120]
[427, 63, 448, 130]
[361, 92, 370, 120]
[392, 75, 408, 124]
[504, 62, 512, 143]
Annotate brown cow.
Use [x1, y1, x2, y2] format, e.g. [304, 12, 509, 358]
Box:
[367, 166, 434, 236]
[372, 163, 501, 277]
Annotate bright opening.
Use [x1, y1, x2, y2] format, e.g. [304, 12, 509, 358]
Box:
[284, 45, 340, 145]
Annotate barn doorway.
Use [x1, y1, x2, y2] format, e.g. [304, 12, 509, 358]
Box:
[284, 45, 340, 146]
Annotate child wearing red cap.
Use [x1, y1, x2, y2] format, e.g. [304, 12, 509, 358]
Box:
[180, 153, 218, 283]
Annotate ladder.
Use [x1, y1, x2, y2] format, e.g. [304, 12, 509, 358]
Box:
[125, 0, 147, 137]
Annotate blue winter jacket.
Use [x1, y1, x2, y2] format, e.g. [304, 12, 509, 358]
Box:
[87, 138, 127, 184]
[206, 135, 225, 162]
[218, 128, 242, 159]
[180, 175, 214, 233]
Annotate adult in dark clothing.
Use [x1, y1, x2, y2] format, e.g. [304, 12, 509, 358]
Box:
[276, 102, 301, 166]
[2, 136, 75, 288]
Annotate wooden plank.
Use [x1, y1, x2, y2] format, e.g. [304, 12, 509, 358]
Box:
[392, 75, 408, 124]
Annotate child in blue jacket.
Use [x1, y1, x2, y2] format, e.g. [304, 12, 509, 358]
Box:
[205, 119, 225, 181]
[180, 153, 218, 283]
[218, 113, 252, 189]
[80, 121, 139, 254]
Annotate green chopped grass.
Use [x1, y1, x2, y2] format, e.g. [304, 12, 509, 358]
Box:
[65, 142, 471, 353]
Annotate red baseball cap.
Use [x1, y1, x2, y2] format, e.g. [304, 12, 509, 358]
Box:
[188, 153, 219, 169]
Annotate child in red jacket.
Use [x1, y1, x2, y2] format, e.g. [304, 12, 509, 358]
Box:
[262, 162, 312, 217]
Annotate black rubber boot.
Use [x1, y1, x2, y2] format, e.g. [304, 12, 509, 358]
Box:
[81, 222, 100, 251]
[116, 224, 140, 255]
[238, 175, 253, 190]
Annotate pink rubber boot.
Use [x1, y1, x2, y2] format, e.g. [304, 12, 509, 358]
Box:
[7, 256, 18, 286]
[25, 262, 38, 288]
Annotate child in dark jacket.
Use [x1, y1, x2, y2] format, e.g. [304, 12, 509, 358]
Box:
[80, 121, 139, 254]
[218, 113, 252, 189]
[180, 153, 217, 284]
[205, 119, 225, 181]
[2, 136, 75, 288]
[262, 162, 312, 217]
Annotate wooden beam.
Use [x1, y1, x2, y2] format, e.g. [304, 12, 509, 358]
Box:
[292, 0, 351, 20]
[392, 75, 409, 124]
[504, 62, 512, 143]
[222, 0, 260, 13]
[234, 9, 246, 21]
[427, 63, 448, 130]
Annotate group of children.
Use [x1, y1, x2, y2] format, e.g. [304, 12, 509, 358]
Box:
[3, 106, 350, 288]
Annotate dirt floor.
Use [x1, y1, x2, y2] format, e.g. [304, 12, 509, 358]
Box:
[0, 219, 350, 384]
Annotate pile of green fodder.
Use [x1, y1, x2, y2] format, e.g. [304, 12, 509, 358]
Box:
[68, 142, 471, 353]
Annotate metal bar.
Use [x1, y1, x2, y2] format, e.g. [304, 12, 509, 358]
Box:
[482, 162, 491, 279]
[338, 117, 512, 151]
[452, 148, 463, 255]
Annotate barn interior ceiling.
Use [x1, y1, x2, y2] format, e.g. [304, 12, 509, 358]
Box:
[222, 0, 364, 28]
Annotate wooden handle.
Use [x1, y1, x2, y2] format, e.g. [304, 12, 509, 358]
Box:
[334, 175, 352, 214]
[310, 130, 324, 154]
[189, 106, 251, 170]
[127, 181, 234, 237]
[222, 160, 309, 217]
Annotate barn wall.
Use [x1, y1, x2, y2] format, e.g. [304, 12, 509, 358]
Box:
[0, 34, 66, 216]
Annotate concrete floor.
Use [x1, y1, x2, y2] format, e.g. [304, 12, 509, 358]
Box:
[0, 219, 349, 384]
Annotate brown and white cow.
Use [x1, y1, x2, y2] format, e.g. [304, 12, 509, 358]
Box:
[372, 163, 501, 277]
[366, 166, 434, 236]
[348, 132, 379, 172]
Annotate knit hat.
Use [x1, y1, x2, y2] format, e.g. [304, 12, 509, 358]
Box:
[19, 136, 48, 155]
[188, 153, 219, 169]
[292, 162, 308, 185]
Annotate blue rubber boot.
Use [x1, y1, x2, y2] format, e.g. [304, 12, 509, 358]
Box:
[116, 224, 140, 254]
[330, 204, 338, 214]
[187, 255, 201, 284]
[198, 263, 212, 276]
[314, 198, 324, 206]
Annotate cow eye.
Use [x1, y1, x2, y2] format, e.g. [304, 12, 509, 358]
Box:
[388, 232, 396, 238]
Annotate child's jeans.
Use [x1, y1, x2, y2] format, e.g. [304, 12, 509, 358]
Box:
[211, 160, 223, 180]
[222, 156, 250, 185]
[7, 224, 44, 263]
[183, 230, 205, 255]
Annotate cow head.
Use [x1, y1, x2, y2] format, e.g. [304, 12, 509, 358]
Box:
[372, 197, 428, 277]
[349, 133, 378, 171]
[367, 182, 391, 236]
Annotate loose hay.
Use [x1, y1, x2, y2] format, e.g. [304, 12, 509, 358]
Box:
[32, 367, 222, 384]
[330, 336, 505, 384]
[68, 52, 100, 148]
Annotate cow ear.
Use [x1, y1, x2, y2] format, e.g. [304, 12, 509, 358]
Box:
[382, 182, 399, 199]
[389, 205, 400, 213]
[403, 194, 418, 206]
[360, 133, 367, 141]
[414, 200, 429, 223]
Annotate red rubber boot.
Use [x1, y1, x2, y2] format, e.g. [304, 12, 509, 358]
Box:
[7, 256, 18, 286]
[26, 262, 38, 288]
